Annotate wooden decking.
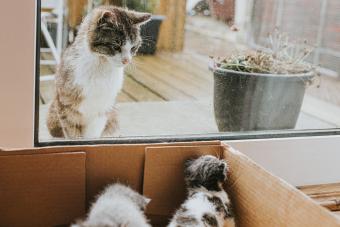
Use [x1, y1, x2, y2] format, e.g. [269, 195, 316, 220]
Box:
[123, 53, 213, 102]
[299, 183, 340, 218]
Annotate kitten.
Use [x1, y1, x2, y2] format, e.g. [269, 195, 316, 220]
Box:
[168, 155, 235, 227]
[47, 6, 151, 138]
[71, 183, 151, 227]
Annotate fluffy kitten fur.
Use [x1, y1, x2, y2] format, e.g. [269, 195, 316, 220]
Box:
[168, 155, 235, 227]
[72, 183, 151, 227]
[47, 6, 151, 138]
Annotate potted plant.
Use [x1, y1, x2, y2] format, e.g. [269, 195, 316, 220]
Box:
[210, 31, 315, 132]
[124, 0, 165, 55]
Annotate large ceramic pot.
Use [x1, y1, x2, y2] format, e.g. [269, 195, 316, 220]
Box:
[213, 68, 314, 131]
[138, 15, 165, 55]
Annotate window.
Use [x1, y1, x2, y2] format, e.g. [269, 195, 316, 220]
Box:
[35, 0, 340, 145]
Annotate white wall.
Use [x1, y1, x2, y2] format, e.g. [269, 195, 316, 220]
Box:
[227, 135, 340, 186]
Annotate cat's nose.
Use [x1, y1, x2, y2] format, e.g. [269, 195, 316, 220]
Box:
[122, 58, 130, 65]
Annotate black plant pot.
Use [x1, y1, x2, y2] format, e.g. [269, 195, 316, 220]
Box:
[213, 68, 314, 132]
[138, 15, 165, 55]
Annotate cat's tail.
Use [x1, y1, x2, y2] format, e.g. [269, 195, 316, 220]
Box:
[46, 99, 64, 138]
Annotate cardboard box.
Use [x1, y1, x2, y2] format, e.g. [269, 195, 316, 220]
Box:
[0, 141, 339, 227]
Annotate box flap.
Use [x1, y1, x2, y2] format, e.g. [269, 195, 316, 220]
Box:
[221, 143, 340, 227]
[84, 141, 221, 204]
[0, 152, 86, 227]
[0, 141, 221, 211]
[85, 146, 146, 205]
[143, 145, 223, 216]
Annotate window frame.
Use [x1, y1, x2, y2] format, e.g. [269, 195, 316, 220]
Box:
[34, 0, 340, 147]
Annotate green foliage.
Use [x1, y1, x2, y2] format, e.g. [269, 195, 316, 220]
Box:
[214, 30, 315, 75]
[123, 0, 159, 13]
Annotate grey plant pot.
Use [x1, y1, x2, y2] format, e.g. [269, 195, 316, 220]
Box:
[138, 15, 165, 55]
[213, 68, 314, 132]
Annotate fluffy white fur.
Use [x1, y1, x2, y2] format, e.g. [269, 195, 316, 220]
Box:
[71, 37, 133, 138]
[168, 189, 234, 227]
[168, 155, 235, 227]
[72, 183, 151, 227]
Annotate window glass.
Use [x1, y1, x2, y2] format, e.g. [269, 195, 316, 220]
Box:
[37, 0, 340, 143]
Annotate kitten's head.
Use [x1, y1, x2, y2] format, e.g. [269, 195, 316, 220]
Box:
[184, 155, 228, 191]
[87, 6, 151, 66]
[108, 183, 151, 211]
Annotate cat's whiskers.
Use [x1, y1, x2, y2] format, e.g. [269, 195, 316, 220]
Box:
[141, 36, 156, 45]
[130, 59, 146, 67]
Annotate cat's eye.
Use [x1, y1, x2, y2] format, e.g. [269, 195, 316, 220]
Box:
[101, 27, 113, 31]
[131, 46, 138, 53]
[112, 45, 121, 51]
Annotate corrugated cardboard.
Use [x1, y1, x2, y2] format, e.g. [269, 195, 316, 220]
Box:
[221, 142, 340, 227]
[0, 152, 86, 227]
[144, 145, 223, 216]
[0, 141, 339, 227]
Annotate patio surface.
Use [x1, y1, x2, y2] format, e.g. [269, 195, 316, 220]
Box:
[39, 16, 340, 141]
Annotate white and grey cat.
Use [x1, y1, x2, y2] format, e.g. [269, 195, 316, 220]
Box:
[47, 6, 151, 139]
[168, 155, 235, 227]
[71, 183, 151, 227]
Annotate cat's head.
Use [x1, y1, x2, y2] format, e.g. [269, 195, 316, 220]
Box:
[107, 183, 151, 211]
[184, 155, 228, 191]
[87, 6, 151, 66]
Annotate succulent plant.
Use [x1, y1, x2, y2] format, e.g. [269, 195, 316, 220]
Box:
[213, 29, 315, 75]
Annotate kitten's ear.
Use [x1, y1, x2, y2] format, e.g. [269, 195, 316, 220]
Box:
[139, 195, 151, 211]
[128, 11, 152, 25]
[98, 10, 116, 24]
[144, 196, 151, 205]
[184, 158, 196, 169]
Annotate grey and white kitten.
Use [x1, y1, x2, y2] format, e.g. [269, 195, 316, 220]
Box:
[72, 183, 151, 227]
[47, 6, 151, 139]
[168, 155, 235, 227]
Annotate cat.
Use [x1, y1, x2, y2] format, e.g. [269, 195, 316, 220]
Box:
[168, 155, 235, 227]
[47, 6, 151, 139]
[71, 183, 151, 227]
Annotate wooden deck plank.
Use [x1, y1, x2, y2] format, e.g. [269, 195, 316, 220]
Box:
[136, 57, 212, 99]
[126, 64, 195, 101]
[156, 53, 212, 84]
[298, 183, 340, 195]
[139, 55, 212, 89]
[122, 75, 164, 102]
[117, 91, 136, 103]
[299, 183, 340, 212]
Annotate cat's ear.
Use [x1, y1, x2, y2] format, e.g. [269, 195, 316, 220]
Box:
[128, 11, 152, 25]
[184, 158, 196, 169]
[98, 10, 116, 24]
[144, 196, 151, 205]
[139, 195, 151, 211]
